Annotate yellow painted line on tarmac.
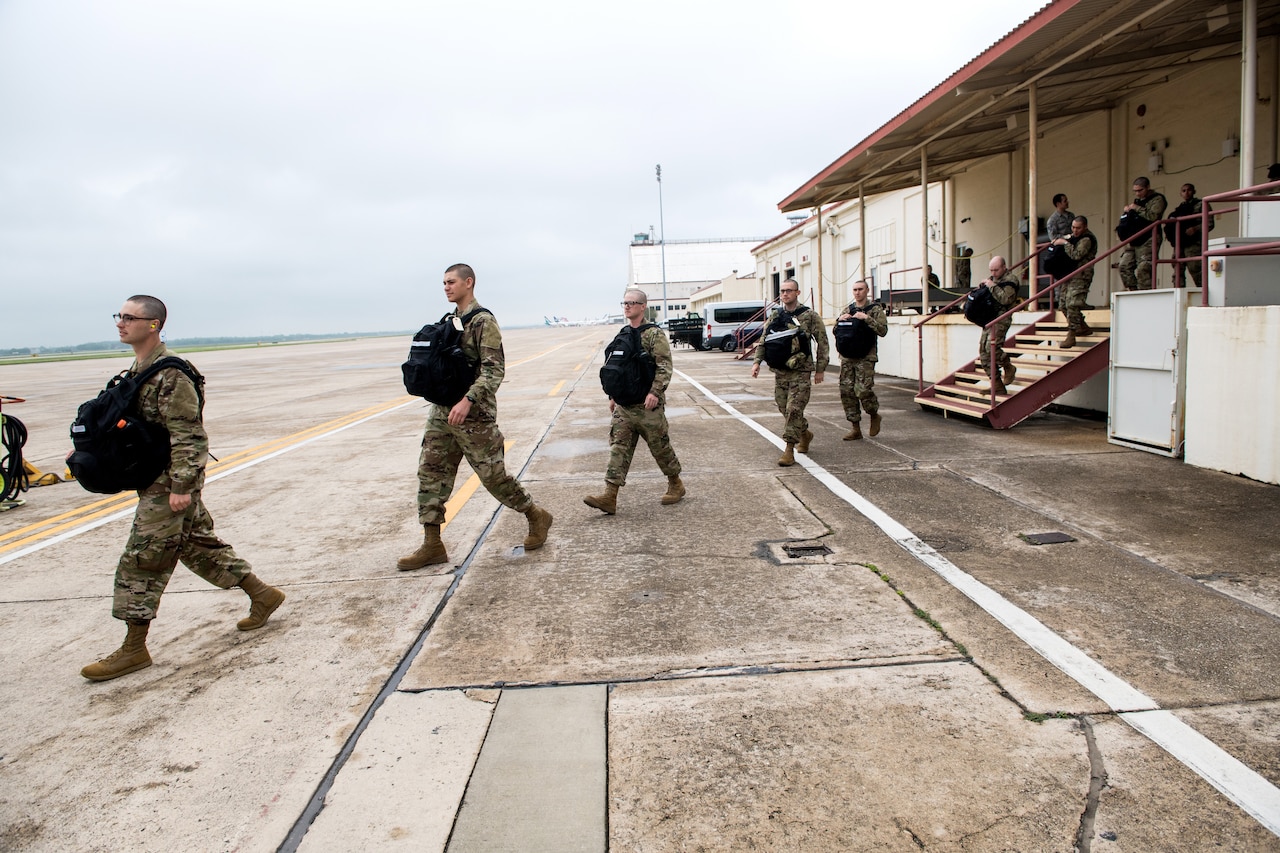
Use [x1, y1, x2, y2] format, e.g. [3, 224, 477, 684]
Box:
[0, 395, 418, 560]
[548, 380, 566, 396]
[441, 441, 512, 529]
[572, 362, 583, 370]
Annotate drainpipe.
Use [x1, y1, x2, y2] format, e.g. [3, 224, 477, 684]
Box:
[816, 206, 824, 316]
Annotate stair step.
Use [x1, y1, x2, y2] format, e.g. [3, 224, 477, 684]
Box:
[936, 383, 1020, 402]
[1003, 345, 1079, 357]
[916, 395, 994, 418]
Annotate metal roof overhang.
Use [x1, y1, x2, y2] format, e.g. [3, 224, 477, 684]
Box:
[779, 0, 1280, 211]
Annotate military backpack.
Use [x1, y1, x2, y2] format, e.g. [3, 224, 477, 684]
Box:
[402, 306, 492, 407]
[833, 303, 882, 359]
[762, 307, 812, 370]
[68, 356, 205, 495]
[599, 323, 658, 406]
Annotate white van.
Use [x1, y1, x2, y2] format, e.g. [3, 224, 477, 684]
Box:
[701, 301, 768, 352]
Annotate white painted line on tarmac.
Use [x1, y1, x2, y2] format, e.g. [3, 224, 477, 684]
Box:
[1122, 710, 1280, 836]
[0, 399, 419, 566]
[676, 368, 1280, 837]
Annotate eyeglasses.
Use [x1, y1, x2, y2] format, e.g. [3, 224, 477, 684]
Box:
[620, 301, 645, 307]
[113, 313, 156, 323]
[780, 288, 799, 294]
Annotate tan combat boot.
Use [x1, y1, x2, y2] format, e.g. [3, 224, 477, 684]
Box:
[796, 429, 814, 454]
[661, 476, 685, 505]
[1060, 329, 1076, 349]
[991, 370, 1007, 396]
[869, 412, 882, 437]
[81, 621, 152, 682]
[778, 443, 796, 466]
[1079, 323, 1094, 338]
[237, 573, 286, 630]
[397, 524, 448, 571]
[523, 505, 553, 550]
[843, 421, 862, 441]
[584, 483, 619, 515]
[1002, 362, 1017, 386]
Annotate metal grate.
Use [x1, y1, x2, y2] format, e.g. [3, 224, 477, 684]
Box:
[782, 543, 833, 558]
[1022, 532, 1076, 546]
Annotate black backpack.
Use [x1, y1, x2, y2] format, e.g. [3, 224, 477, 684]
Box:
[762, 307, 811, 370]
[1042, 243, 1077, 280]
[402, 306, 492, 407]
[600, 323, 658, 406]
[68, 356, 205, 495]
[833, 303, 881, 359]
[964, 285, 1002, 327]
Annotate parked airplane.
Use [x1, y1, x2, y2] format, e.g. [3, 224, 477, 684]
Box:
[543, 315, 617, 327]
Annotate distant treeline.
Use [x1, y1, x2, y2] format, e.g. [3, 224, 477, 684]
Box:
[2, 330, 412, 358]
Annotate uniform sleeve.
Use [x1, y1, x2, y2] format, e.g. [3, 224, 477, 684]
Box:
[643, 326, 673, 397]
[868, 304, 889, 337]
[467, 312, 506, 400]
[753, 309, 774, 365]
[155, 370, 208, 494]
[806, 311, 829, 372]
[993, 274, 1021, 306]
[1064, 237, 1093, 262]
[1144, 194, 1167, 222]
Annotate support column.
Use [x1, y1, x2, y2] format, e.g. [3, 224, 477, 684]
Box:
[921, 149, 930, 314]
[1241, 0, 1258, 186]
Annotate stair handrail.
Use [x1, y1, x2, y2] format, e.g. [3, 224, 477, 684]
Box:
[733, 296, 782, 359]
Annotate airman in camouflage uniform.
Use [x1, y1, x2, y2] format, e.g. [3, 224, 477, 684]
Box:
[1052, 215, 1098, 348]
[837, 281, 888, 440]
[1168, 183, 1211, 288]
[1117, 176, 1167, 291]
[584, 289, 684, 514]
[752, 278, 828, 467]
[977, 256, 1022, 395]
[81, 296, 285, 682]
[398, 264, 553, 571]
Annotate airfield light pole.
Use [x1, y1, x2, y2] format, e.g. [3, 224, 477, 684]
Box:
[656, 164, 668, 324]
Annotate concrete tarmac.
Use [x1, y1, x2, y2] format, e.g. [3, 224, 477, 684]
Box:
[1, 326, 1278, 852]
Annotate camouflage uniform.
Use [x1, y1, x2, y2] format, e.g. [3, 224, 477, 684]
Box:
[1060, 230, 1097, 333]
[416, 301, 533, 525]
[1046, 209, 1075, 242]
[112, 343, 252, 622]
[838, 300, 888, 423]
[754, 304, 829, 444]
[1168, 196, 1210, 288]
[976, 272, 1020, 373]
[604, 326, 681, 486]
[1118, 192, 1167, 290]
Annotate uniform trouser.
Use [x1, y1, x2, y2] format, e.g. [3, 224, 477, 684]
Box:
[771, 369, 812, 444]
[1118, 240, 1156, 290]
[604, 403, 681, 486]
[417, 408, 532, 526]
[112, 489, 251, 622]
[1060, 273, 1093, 332]
[977, 318, 1013, 372]
[1176, 244, 1202, 288]
[839, 356, 878, 422]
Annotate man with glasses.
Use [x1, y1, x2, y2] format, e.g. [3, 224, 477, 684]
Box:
[398, 263, 553, 570]
[751, 276, 828, 466]
[81, 296, 285, 682]
[584, 289, 684, 514]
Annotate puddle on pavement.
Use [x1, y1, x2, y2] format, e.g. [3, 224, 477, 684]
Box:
[536, 438, 609, 459]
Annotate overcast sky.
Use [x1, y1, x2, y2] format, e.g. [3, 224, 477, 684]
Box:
[0, 0, 1047, 349]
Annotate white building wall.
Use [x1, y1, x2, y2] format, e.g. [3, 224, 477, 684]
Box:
[1184, 305, 1280, 485]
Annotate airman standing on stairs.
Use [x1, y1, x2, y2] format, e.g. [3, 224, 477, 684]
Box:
[976, 256, 1021, 395]
[1052, 215, 1097, 349]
